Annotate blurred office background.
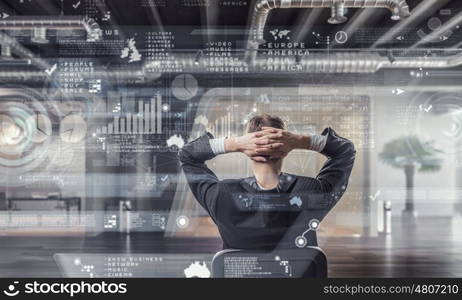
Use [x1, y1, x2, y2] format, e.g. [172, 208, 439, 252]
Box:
[0, 0, 462, 277]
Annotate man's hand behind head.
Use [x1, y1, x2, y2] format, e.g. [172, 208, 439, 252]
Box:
[224, 130, 284, 162]
[224, 127, 310, 162]
[254, 127, 311, 160]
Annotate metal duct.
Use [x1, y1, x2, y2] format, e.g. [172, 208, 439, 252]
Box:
[0, 17, 102, 42]
[1, 52, 461, 80]
[0, 69, 162, 82]
[0, 71, 49, 81]
[143, 51, 462, 74]
[260, 52, 462, 72]
[328, 3, 348, 24]
[248, 0, 410, 42]
[0, 32, 51, 70]
[265, 52, 462, 72]
[254, 52, 388, 73]
[246, 0, 410, 61]
[2, 51, 462, 81]
[387, 54, 462, 69]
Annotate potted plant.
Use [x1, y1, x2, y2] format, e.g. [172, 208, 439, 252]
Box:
[379, 136, 443, 221]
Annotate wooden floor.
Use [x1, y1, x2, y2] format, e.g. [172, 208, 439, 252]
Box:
[1, 216, 461, 277]
[323, 216, 462, 277]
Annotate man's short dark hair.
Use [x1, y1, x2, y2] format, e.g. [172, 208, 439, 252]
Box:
[246, 114, 286, 133]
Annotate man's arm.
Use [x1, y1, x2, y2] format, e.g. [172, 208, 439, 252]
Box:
[179, 133, 220, 217]
[179, 131, 271, 215]
[209, 134, 279, 162]
[255, 127, 356, 210]
[254, 127, 327, 158]
[316, 128, 356, 191]
[291, 128, 356, 209]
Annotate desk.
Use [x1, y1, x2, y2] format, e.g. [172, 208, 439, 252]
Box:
[6, 197, 81, 213]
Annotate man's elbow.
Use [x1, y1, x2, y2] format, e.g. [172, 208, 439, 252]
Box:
[178, 147, 192, 165]
[340, 139, 356, 159]
[345, 141, 357, 170]
[178, 144, 205, 166]
[349, 141, 357, 159]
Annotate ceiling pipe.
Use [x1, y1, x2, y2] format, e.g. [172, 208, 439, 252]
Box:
[386, 54, 462, 69]
[0, 69, 162, 82]
[1, 51, 462, 82]
[328, 2, 348, 24]
[0, 32, 51, 70]
[246, 0, 411, 62]
[255, 52, 389, 72]
[143, 51, 462, 73]
[0, 16, 102, 43]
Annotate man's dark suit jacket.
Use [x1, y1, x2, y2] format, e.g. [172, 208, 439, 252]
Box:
[179, 128, 356, 250]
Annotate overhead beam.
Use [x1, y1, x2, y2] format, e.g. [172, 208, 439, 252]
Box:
[371, 0, 452, 48]
[409, 10, 462, 49]
[293, 8, 324, 42]
[331, 8, 387, 48]
[147, 0, 165, 33]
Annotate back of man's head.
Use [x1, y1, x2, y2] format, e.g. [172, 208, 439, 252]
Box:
[246, 113, 285, 133]
[246, 114, 286, 165]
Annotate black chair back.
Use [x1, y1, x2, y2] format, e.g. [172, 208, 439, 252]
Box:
[211, 247, 327, 278]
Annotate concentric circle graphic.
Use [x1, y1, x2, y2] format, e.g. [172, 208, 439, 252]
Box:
[407, 92, 462, 166]
[0, 88, 53, 186]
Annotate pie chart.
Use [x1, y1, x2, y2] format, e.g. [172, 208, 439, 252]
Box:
[171, 74, 198, 101]
[59, 114, 87, 143]
[26, 112, 52, 143]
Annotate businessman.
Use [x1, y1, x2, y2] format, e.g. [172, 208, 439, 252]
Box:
[179, 114, 356, 249]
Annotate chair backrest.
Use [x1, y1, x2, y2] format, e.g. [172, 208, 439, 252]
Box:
[211, 247, 327, 278]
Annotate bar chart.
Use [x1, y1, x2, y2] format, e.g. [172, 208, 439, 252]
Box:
[95, 94, 163, 135]
[207, 111, 233, 138]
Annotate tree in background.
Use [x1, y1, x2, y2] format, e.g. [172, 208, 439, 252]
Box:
[379, 136, 443, 219]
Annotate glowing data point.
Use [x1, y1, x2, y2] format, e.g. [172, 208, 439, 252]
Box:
[295, 236, 307, 248]
[176, 215, 190, 229]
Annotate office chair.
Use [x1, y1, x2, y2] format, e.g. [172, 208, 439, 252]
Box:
[211, 247, 327, 278]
